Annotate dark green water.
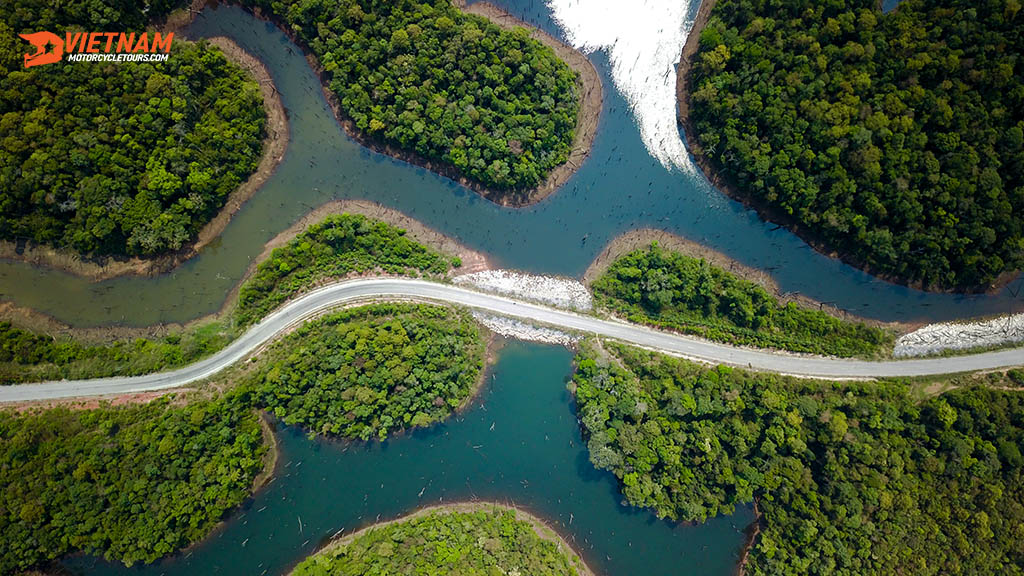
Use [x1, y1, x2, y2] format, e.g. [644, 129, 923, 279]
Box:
[0, 2, 1021, 326]
[62, 341, 754, 576]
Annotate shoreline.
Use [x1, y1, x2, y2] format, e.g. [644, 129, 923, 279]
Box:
[453, 0, 603, 205]
[287, 501, 597, 576]
[299, 0, 602, 207]
[583, 228, 914, 333]
[674, 0, 1018, 295]
[0, 200, 491, 343]
[0, 32, 288, 282]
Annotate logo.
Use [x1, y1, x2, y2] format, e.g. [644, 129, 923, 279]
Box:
[19, 31, 63, 68]
[18, 32, 174, 68]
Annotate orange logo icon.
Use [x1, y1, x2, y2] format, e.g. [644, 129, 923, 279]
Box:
[19, 31, 64, 68]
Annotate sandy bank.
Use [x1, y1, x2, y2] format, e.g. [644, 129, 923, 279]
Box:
[0, 201, 490, 343]
[454, 1, 603, 205]
[289, 501, 597, 576]
[584, 228, 912, 334]
[0, 33, 288, 282]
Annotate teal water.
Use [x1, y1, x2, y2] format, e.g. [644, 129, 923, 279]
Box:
[61, 341, 754, 576]
[0, 2, 1021, 327]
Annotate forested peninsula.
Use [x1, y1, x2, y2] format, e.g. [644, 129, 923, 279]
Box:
[1, 2, 266, 261]
[573, 341, 1024, 575]
[0, 300, 488, 572]
[290, 504, 592, 576]
[0, 212, 462, 385]
[685, 0, 1024, 291]
[590, 242, 893, 357]
[241, 0, 582, 200]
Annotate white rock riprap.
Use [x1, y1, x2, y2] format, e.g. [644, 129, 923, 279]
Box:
[894, 313, 1024, 357]
[473, 313, 579, 346]
[453, 270, 593, 311]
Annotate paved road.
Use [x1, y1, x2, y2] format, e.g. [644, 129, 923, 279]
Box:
[3, 278, 1023, 402]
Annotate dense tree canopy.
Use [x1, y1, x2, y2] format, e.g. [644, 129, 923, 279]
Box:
[1, 2, 265, 257]
[246, 303, 485, 440]
[235, 213, 458, 325]
[292, 508, 583, 576]
[573, 342, 1024, 575]
[592, 244, 892, 356]
[689, 0, 1024, 290]
[0, 300, 487, 572]
[0, 394, 266, 572]
[243, 0, 579, 191]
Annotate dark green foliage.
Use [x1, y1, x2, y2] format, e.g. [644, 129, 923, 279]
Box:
[0, 393, 266, 572]
[0, 320, 235, 385]
[235, 213, 457, 326]
[591, 244, 892, 356]
[247, 303, 484, 440]
[243, 0, 579, 191]
[292, 508, 581, 576]
[690, 0, 1024, 290]
[573, 342, 1024, 575]
[1, 4, 264, 257]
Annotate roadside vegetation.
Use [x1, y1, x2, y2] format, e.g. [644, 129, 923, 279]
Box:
[688, 0, 1024, 291]
[591, 243, 893, 357]
[0, 392, 267, 573]
[573, 341, 1024, 575]
[243, 0, 579, 192]
[0, 214, 458, 384]
[235, 213, 457, 326]
[1, 4, 265, 257]
[291, 506, 586, 576]
[0, 300, 487, 572]
[244, 303, 485, 440]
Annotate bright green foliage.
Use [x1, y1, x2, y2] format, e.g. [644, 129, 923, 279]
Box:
[1, 214, 457, 384]
[247, 303, 484, 440]
[690, 0, 1024, 290]
[573, 342, 1024, 575]
[591, 244, 892, 356]
[292, 508, 580, 576]
[0, 320, 235, 385]
[235, 213, 457, 326]
[243, 0, 579, 191]
[0, 394, 266, 573]
[1, 2, 264, 257]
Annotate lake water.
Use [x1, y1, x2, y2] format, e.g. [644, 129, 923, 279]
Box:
[62, 341, 754, 576]
[0, 1, 1021, 327]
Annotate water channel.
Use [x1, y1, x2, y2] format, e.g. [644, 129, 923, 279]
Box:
[7, 1, 1017, 574]
[1, 1, 1021, 327]
[63, 341, 754, 576]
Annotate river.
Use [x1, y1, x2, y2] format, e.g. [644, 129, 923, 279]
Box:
[62, 341, 754, 576]
[0, 1, 1021, 327]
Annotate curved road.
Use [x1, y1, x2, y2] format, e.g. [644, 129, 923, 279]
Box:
[3, 277, 1022, 403]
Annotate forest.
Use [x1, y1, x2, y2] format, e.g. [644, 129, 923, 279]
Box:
[591, 243, 892, 357]
[241, 0, 580, 192]
[572, 342, 1024, 575]
[0, 301, 487, 572]
[0, 393, 266, 573]
[1, 1, 265, 257]
[243, 303, 484, 440]
[689, 0, 1024, 290]
[292, 507, 583, 576]
[0, 213, 457, 384]
[234, 213, 458, 325]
